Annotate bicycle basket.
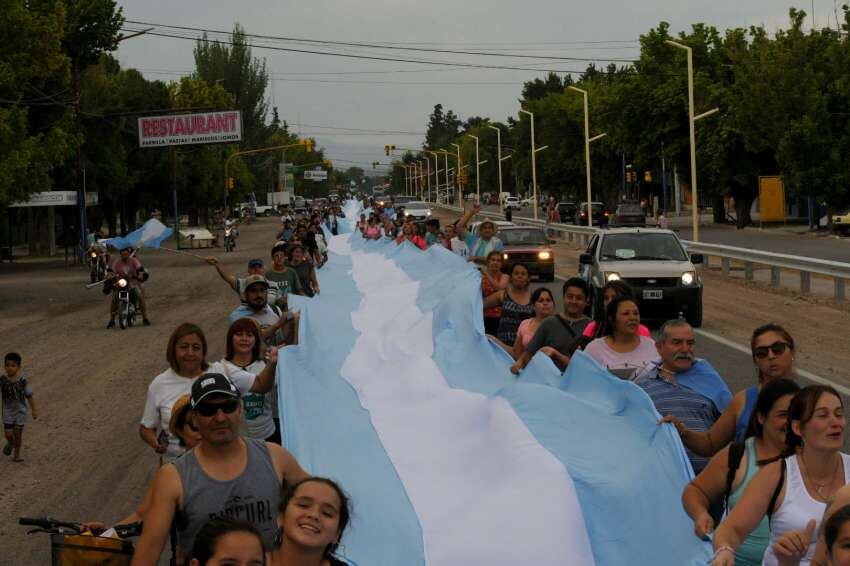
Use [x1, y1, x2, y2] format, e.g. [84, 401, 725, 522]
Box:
[51, 533, 132, 566]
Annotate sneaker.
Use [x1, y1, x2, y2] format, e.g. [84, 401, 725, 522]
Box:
[142, 318, 151, 326]
[2, 443, 11, 456]
[106, 320, 115, 329]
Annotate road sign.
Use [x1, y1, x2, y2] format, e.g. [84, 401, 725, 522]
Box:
[304, 170, 328, 181]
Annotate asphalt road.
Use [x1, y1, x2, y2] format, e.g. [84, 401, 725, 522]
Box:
[476, 203, 850, 263]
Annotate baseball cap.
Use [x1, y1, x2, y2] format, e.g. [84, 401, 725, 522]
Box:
[247, 258, 264, 269]
[243, 274, 269, 292]
[190, 373, 240, 408]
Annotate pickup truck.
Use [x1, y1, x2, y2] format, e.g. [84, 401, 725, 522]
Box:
[238, 203, 277, 217]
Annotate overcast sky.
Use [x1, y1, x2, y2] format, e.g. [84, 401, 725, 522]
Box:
[115, 0, 832, 173]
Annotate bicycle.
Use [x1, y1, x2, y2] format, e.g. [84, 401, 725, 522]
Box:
[20, 516, 140, 565]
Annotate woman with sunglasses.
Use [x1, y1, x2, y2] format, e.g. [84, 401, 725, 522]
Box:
[141, 323, 280, 462]
[663, 323, 798, 459]
[711, 385, 848, 566]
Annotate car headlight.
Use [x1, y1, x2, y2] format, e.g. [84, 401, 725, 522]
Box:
[681, 271, 696, 285]
[604, 272, 621, 282]
[404, 211, 410, 216]
[118, 278, 128, 288]
[538, 251, 551, 260]
[426, 210, 431, 216]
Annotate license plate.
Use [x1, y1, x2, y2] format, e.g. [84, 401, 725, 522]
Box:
[643, 289, 663, 300]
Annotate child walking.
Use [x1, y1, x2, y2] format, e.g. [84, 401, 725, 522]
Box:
[2, 352, 37, 462]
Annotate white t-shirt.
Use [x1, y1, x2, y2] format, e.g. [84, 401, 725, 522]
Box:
[141, 367, 256, 461]
[212, 359, 275, 440]
[450, 237, 469, 258]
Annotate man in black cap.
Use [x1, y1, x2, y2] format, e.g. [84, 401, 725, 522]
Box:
[228, 274, 293, 347]
[131, 372, 309, 565]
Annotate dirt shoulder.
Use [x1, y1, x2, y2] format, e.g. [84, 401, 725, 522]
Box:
[0, 217, 281, 563]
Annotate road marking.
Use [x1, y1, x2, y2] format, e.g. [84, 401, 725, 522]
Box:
[694, 328, 850, 396]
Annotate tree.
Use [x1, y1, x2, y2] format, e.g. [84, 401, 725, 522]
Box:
[194, 24, 269, 148]
[0, 2, 74, 206]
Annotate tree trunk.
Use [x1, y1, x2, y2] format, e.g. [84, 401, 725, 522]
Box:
[712, 193, 726, 224]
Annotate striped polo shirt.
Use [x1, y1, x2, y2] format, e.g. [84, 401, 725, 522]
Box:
[636, 368, 720, 474]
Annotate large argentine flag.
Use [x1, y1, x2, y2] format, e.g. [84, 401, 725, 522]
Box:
[278, 202, 711, 566]
[101, 218, 173, 250]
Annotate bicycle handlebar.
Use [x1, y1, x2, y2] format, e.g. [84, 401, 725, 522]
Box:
[19, 517, 81, 532]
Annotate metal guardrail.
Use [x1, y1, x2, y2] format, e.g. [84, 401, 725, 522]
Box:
[430, 202, 850, 300]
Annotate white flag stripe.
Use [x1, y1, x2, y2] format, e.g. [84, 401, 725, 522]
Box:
[340, 247, 595, 566]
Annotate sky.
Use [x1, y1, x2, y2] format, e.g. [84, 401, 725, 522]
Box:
[115, 0, 834, 175]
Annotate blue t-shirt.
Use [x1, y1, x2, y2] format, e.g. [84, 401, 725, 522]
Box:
[464, 234, 504, 257]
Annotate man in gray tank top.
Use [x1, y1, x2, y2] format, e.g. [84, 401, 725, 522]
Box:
[131, 373, 309, 565]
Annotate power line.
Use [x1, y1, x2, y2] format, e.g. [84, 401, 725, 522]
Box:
[124, 21, 639, 63]
[125, 29, 604, 73]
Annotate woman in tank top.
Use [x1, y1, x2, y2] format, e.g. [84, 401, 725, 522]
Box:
[711, 385, 848, 566]
[682, 379, 799, 566]
[482, 263, 533, 345]
[667, 323, 798, 459]
[480, 251, 509, 336]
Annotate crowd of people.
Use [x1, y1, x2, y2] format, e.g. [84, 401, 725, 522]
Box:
[110, 202, 353, 565]
[7, 195, 848, 565]
[353, 197, 850, 566]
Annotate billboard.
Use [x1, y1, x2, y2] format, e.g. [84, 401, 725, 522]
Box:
[10, 191, 99, 207]
[137, 111, 242, 148]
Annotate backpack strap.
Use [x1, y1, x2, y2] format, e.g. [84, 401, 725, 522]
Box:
[767, 458, 787, 522]
[723, 441, 747, 514]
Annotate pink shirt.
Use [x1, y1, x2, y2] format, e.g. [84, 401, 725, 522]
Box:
[516, 318, 538, 350]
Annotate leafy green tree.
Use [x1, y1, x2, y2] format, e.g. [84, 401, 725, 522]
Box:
[0, 1, 74, 206]
[194, 24, 269, 148]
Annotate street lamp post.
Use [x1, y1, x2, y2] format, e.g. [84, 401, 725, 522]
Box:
[665, 39, 720, 242]
[518, 109, 540, 220]
[424, 159, 431, 201]
[439, 149, 450, 204]
[428, 151, 440, 203]
[487, 125, 503, 198]
[567, 86, 608, 228]
[467, 134, 481, 202]
[451, 143, 462, 206]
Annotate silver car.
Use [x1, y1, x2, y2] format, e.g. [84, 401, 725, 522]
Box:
[579, 228, 704, 327]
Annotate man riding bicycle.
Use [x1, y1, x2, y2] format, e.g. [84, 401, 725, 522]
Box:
[107, 246, 150, 328]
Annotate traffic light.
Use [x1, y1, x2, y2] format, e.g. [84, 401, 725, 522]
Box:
[372, 161, 379, 169]
[644, 171, 652, 182]
[324, 160, 332, 168]
[303, 138, 314, 153]
[384, 145, 390, 156]
[226, 177, 235, 190]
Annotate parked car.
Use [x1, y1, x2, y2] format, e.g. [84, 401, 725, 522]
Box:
[504, 197, 521, 211]
[497, 227, 555, 281]
[833, 208, 850, 235]
[578, 228, 704, 326]
[575, 202, 610, 227]
[557, 202, 577, 224]
[402, 201, 432, 220]
[611, 201, 646, 227]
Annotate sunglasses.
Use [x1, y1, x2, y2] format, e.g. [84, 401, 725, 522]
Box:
[753, 341, 790, 359]
[195, 399, 240, 417]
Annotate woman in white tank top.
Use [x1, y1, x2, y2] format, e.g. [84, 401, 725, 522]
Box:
[710, 385, 847, 566]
